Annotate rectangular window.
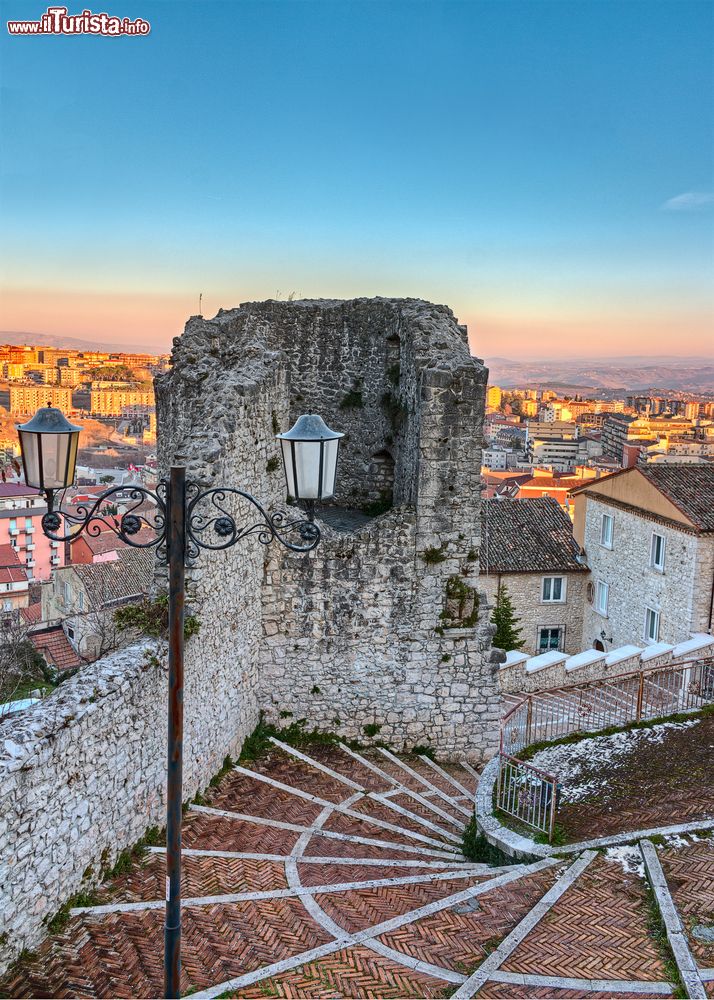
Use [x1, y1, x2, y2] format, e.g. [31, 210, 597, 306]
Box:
[596, 580, 609, 616]
[644, 607, 660, 643]
[650, 532, 666, 571]
[538, 626, 564, 652]
[78, 592, 85, 612]
[542, 576, 566, 603]
[66, 625, 75, 640]
[600, 513, 614, 548]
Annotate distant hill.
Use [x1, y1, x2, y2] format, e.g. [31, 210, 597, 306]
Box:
[0, 331, 166, 354]
[484, 356, 714, 394]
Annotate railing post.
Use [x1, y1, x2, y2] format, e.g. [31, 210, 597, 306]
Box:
[635, 670, 644, 722]
[548, 776, 557, 843]
[525, 696, 533, 748]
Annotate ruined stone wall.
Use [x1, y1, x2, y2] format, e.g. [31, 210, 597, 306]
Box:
[158, 298, 501, 760]
[0, 297, 502, 974]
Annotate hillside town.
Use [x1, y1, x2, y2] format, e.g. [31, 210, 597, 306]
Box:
[2, 351, 713, 717]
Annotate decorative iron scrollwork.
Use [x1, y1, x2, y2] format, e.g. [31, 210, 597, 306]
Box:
[38, 480, 319, 564]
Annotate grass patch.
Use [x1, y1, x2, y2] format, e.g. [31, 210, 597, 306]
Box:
[422, 545, 447, 565]
[462, 816, 523, 866]
[644, 883, 687, 998]
[238, 712, 355, 765]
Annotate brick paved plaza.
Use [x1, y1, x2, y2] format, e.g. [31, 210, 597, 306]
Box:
[2, 740, 713, 999]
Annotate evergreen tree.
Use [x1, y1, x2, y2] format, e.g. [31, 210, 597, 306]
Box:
[491, 582, 525, 651]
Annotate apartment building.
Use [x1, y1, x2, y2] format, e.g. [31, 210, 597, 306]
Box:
[0, 483, 65, 581]
[571, 465, 714, 651]
[481, 497, 589, 654]
[8, 385, 73, 415]
[0, 544, 30, 614]
[89, 387, 154, 416]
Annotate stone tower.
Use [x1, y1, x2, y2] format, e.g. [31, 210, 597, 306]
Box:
[155, 297, 500, 763]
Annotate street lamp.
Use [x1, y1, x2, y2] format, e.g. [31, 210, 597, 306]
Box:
[16, 405, 342, 999]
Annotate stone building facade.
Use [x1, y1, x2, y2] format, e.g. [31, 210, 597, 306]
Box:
[480, 497, 589, 655]
[572, 465, 714, 651]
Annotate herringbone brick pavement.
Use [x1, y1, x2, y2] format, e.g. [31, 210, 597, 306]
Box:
[376, 867, 558, 973]
[96, 854, 287, 904]
[2, 901, 333, 998]
[296, 862, 453, 886]
[0, 743, 693, 1000]
[502, 856, 665, 981]
[314, 875, 490, 934]
[660, 839, 714, 966]
[181, 810, 300, 855]
[234, 945, 446, 998]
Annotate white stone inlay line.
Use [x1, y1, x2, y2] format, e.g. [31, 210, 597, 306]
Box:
[377, 748, 472, 818]
[640, 839, 707, 999]
[146, 847, 483, 868]
[267, 738, 365, 792]
[284, 792, 469, 985]
[452, 850, 598, 999]
[232, 765, 462, 852]
[190, 856, 562, 999]
[338, 742, 470, 827]
[489, 971, 673, 995]
[189, 804, 461, 859]
[71, 867, 494, 916]
[417, 754, 474, 798]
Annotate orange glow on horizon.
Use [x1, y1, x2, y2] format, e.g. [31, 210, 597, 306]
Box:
[1, 286, 712, 360]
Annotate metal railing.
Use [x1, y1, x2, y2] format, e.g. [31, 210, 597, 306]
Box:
[497, 656, 714, 842]
[496, 754, 558, 841]
[501, 656, 714, 755]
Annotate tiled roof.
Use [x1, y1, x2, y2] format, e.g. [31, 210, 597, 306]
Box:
[69, 547, 154, 608]
[638, 465, 714, 531]
[30, 626, 82, 672]
[0, 483, 39, 497]
[0, 544, 28, 586]
[20, 603, 42, 625]
[71, 523, 155, 558]
[570, 464, 714, 532]
[482, 497, 588, 574]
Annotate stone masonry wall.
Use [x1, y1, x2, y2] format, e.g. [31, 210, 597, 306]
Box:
[481, 571, 588, 656]
[581, 495, 703, 650]
[0, 297, 501, 973]
[159, 298, 501, 759]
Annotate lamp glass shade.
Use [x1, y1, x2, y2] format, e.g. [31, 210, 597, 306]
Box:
[17, 406, 82, 490]
[277, 414, 343, 501]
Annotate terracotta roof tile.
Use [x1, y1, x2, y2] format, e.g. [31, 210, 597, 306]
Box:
[638, 465, 714, 531]
[30, 626, 82, 672]
[482, 496, 588, 574]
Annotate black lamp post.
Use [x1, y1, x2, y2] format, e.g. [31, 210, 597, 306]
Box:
[16, 405, 343, 999]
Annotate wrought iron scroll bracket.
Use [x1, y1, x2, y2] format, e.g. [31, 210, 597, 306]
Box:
[38, 478, 320, 565]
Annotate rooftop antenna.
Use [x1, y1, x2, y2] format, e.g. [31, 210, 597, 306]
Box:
[198, 292, 203, 316]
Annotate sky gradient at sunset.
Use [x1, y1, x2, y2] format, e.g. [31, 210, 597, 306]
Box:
[0, 0, 712, 357]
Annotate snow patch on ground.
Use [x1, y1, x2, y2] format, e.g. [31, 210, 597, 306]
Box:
[530, 720, 699, 804]
[605, 845, 645, 878]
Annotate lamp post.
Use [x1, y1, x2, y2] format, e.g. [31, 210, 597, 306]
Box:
[16, 405, 343, 1000]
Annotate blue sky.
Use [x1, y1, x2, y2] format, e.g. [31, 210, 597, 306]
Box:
[0, 0, 712, 356]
